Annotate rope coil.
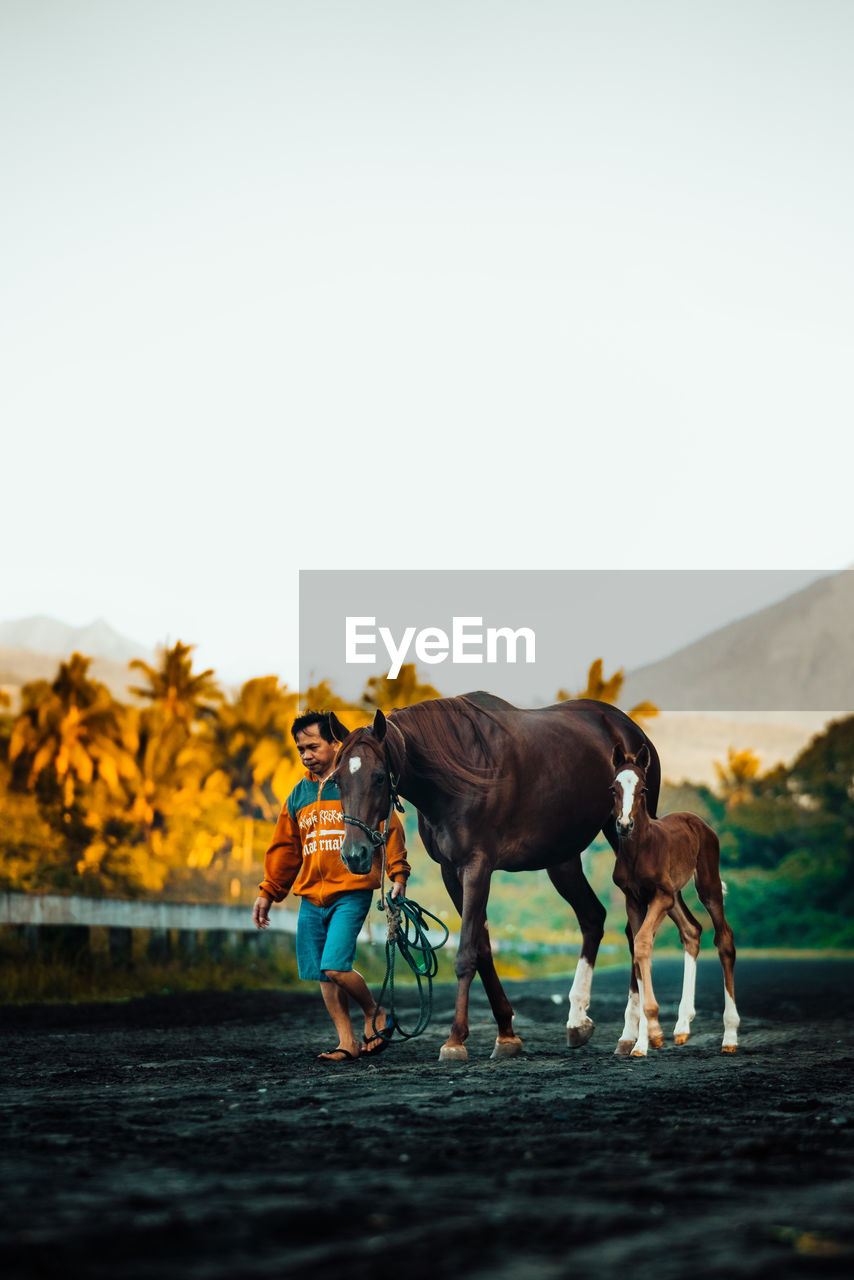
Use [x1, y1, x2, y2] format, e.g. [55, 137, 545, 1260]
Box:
[372, 891, 450, 1041]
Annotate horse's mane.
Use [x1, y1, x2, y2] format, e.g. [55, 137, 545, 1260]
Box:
[387, 695, 509, 800]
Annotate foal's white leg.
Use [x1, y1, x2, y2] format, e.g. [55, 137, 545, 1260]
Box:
[615, 990, 640, 1056]
[631, 979, 650, 1057]
[566, 957, 595, 1047]
[674, 953, 697, 1045]
[722, 989, 740, 1053]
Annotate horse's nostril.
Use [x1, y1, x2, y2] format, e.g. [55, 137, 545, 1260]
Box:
[343, 845, 371, 874]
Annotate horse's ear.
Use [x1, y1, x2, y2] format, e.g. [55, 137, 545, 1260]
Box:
[612, 742, 627, 769]
[372, 709, 387, 743]
[635, 742, 650, 773]
[328, 712, 350, 743]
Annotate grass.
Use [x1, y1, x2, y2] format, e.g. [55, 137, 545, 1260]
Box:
[0, 926, 301, 1004]
[3, 924, 851, 1006]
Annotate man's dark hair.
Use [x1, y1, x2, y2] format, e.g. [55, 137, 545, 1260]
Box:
[291, 710, 335, 743]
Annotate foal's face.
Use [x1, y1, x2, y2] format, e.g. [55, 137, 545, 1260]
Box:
[612, 766, 647, 836]
[333, 730, 392, 877]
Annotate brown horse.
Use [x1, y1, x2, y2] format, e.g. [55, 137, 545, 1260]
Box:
[328, 692, 661, 1062]
[610, 742, 739, 1057]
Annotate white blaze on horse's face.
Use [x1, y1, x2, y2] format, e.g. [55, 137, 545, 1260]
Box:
[348, 756, 362, 775]
[615, 768, 640, 832]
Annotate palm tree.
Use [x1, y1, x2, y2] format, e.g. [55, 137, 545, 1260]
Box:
[209, 677, 300, 868]
[360, 663, 442, 714]
[299, 679, 367, 728]
[123, 641, 223, 846]
[714, 747, 763, 810]
[129, 640, 222, 725]
[9, 653, 135, 812]
[556, 659, 659, 724]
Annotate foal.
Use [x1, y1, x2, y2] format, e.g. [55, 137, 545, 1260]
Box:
[610, 743, 739, 1056]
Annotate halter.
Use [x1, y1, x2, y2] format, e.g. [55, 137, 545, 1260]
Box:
[341, 746, 405, 848]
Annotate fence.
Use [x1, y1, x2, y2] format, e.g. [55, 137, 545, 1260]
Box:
[0, 893, 452, 967]
[0, 892, 308, 965]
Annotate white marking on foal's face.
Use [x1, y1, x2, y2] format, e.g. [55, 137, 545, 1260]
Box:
[348, 756, 362, 774]
[615, 768, 640, 824]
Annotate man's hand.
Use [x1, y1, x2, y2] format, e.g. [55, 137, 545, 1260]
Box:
[253, 895, 272, 928]
[390, 880, 406, 901]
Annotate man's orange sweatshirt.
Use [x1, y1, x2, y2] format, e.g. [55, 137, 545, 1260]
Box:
[259, 770, 410, 908]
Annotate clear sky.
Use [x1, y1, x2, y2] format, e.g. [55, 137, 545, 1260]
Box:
[2, 1, 852, 687]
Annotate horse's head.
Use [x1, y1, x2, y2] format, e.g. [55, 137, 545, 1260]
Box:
[330, 709, 400, 877]
[611, 741, 651, 837]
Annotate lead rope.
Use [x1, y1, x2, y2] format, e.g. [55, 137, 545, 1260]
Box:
[342, 742, 450, 1041]
[376, 755, 449, 1039]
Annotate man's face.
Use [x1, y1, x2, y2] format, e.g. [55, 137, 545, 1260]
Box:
[294, 725, 338, 779]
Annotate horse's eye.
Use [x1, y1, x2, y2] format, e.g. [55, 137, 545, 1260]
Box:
[608, 785, 616, 794]
[372, 772, 385, 787]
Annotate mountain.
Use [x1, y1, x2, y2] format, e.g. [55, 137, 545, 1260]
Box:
[0, 616, 151, 666]
[0, 616, 155, 701]
[620, 569, 854, 713]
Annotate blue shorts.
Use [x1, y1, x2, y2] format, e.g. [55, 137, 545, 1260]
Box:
[295, 890, 374, 982]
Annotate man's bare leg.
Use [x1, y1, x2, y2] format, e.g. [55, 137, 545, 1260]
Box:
[318, 980, 361, 1058]
[323, 968, 388, 1054]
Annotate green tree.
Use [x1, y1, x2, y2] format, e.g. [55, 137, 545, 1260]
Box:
[788, 716, 854, 825]
[788, 716, 854, 886]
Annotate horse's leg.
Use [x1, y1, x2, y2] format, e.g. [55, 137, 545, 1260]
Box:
[547, 858, 606, 1047]
[615, 918, 641, 1055]
[439, 862, 522, 1061]
[606, 821, 641, 1054]
[668, 892, 703, 1045]
[695, 837, 739, 1052]
[439, 851, 493, 1063]
[630, 889, 673, 1057]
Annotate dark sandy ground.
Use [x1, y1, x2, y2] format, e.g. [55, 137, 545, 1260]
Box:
[2, 957, 853, 1279]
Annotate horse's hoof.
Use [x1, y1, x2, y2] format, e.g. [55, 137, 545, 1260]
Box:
[630, 1046, 648, 1058]
[721, 1044, 738, 1054]
[649, 1032, 664, 1049]
[439, 1044, 468, 1062]
[566, 1017, 595, 1048]
[490, 1036, 523, 1060]
[674, 1033, 690, 1046]
[615, 1040, 636, 1056]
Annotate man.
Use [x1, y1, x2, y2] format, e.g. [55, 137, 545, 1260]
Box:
[252, 710, 410, 1062]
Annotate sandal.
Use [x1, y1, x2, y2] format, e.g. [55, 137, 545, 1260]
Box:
[316, 1048, 359, 1063]
[361, 1019, 395, 1056]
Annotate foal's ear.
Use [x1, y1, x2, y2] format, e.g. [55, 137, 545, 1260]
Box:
[612, 742, 627, 769]
[372, 709, 387, 743]
[635, 742, 651, 772]
[328, 712, 350, 743]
